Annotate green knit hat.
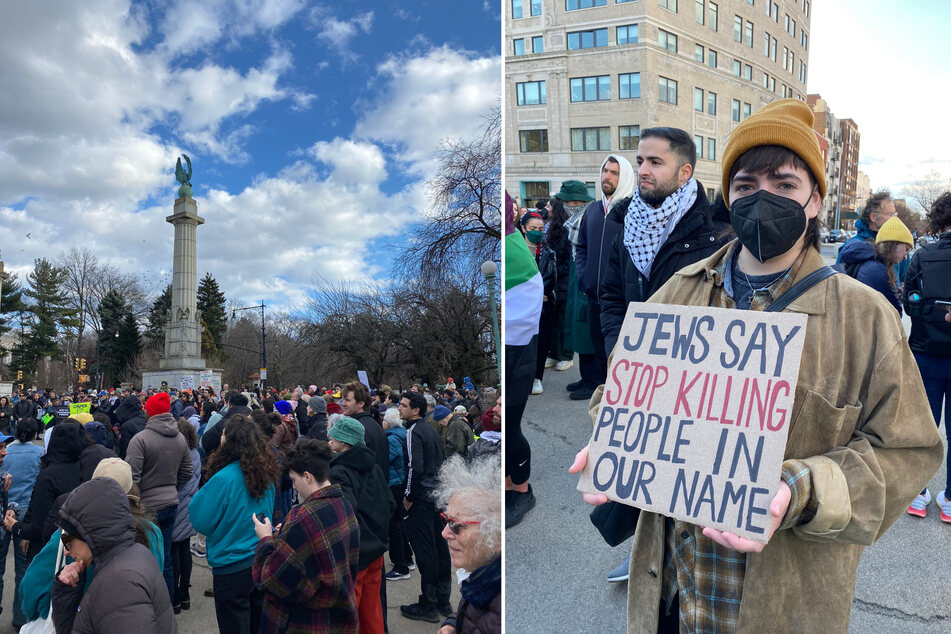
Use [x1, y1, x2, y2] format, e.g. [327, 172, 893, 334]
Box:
[328, 416, 365, 447]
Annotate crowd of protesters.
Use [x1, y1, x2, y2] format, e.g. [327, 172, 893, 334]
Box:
[0, 378, 501, 633]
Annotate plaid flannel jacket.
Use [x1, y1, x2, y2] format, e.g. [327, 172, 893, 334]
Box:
[252, 483, 361, 633]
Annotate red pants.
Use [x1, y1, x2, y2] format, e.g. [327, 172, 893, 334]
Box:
[354, 556, 384, 634]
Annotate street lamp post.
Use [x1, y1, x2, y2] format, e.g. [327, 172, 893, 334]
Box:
[233, 301, 267, 388]
[481, 261, 501, 386]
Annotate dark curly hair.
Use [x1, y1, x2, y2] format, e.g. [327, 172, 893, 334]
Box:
[250, 409, 278, 439]
[546, 197, 569, 248]
[929, 192, 951, 234]
[284, 438, 333, 483]
[205, 414, 278, 500]
[177, 417, 199, 450]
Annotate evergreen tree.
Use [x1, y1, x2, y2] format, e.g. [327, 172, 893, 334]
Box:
[97, 290, 126, 384]
[197, 273, 227, 358]
[117, 310, 141, 383]
[0, 272, 26, 338]
[11, 259, 79, 375]
[145, 285, 172, 345]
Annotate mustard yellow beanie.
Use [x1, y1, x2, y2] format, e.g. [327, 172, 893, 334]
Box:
[875, 216, 913, 247]
[721, 99, 827, 206]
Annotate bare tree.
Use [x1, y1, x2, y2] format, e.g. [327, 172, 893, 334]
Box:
[902, 170, 951, 214]
[56, 247, 98, 363]
[398, 107, 501, 280]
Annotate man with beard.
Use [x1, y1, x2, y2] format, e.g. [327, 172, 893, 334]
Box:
[596, 128, 731, 582]
[572, 156, 635, 401]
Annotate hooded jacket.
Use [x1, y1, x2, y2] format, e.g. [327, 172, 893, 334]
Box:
[172, 447, 201, 542]
[354, 410, 389, 480]
[329, 443, 393, 570]
[575, 154, 637, 300]
[124, 412, 193, 511]
[200, 405, 252, 455]
[114, 395, 147, 459]
[443, 414, 474, 459]
[836, 238, 902, 314]
[51, 478, 176, 633]
[590, 243, 943, 633]
[384, 425, 408, 486]
[305, 411, 329, 441]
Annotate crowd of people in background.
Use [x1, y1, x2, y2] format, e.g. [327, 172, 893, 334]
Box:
[0, 377, 502, 632]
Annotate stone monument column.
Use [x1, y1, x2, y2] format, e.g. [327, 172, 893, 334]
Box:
[159, 197, 206, 369]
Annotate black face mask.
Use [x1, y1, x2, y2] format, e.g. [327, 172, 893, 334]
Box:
[730, 189, 808, 262]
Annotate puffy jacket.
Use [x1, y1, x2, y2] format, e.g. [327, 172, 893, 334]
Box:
[599, 186, 732, 355]
[443, 415, 474, 459]
[384, 426, 407, 486]
[304, 412, 329, 441]
[576, 199, 622, 299]
[329, 444, 393, 570]
[79, 443, 116, 482]
[13, 398, 37, 422]
[200, 405, 252, 455]
[114, 396, 147, 459]
[172, 448, 201, 542]
[51, 478, 176, 633]
[836, 238, 902, 314]
[125, 412, 193, 512]
[904, 231, 951, 356]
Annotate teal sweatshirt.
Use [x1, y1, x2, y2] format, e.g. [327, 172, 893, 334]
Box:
[20, 520, 163, 620]
[189, 461, 275, 572]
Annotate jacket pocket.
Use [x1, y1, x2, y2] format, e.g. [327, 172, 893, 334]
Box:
[784, 388, 862, 459]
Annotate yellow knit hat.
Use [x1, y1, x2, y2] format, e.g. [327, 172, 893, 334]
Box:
[721, 99, 827, 206]
[875, 216, 913, 247]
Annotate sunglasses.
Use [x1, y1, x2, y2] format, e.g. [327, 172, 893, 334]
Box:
[440, 512, 481, 535]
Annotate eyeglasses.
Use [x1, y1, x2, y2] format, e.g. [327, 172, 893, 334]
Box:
[440, 512, 481, 535]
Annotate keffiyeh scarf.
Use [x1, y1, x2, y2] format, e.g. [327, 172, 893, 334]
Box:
[624, 179, 697, 278]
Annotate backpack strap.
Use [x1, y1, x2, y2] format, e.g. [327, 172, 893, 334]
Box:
[766, 266, 838, 313]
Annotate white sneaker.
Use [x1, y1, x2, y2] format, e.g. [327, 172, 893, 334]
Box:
[907, 490, 931, 518]
[531, 379, 544, 395]
[554, 360, 574, 371]
[544, 357, 557, 368]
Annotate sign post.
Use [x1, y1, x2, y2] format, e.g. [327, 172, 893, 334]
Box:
[577, 302, 808, 542]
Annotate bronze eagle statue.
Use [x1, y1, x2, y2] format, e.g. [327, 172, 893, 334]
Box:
[175, 154, 193, 198]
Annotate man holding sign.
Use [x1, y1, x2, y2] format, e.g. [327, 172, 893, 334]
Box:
[570, 99, 943, 632]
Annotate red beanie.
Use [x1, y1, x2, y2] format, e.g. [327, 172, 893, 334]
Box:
[326, 403, 343, 416]
[145, 392, 171, 417]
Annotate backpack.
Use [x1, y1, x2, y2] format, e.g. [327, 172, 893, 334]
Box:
[832, 261, 862, 279]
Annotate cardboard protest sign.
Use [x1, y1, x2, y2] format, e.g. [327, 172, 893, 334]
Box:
[180, 375, 195, 391]
[211, 377, 222, 393]
[357, 370, 370, 389]
[200, 371, 212, 387]
[577, 302, 808, 542]
[69, 402, 91, 416]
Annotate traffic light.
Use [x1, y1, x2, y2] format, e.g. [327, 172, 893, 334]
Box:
[74, 358, 80, 370]
[16, 370, 22, 380]
[80, 358, 86, 370]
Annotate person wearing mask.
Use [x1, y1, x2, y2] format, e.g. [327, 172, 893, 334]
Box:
[543, 196, 576, 373]
[903, 191, 951, 520]
[521, 211, 557, 396]
[50, 477, 176, 632]
[190, 415, 277, 633]
[252, 439, 360, 633]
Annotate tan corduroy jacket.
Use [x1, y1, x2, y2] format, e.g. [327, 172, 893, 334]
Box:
[589, 243, 943, 633]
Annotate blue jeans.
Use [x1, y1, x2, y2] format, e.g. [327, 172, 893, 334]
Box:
[914, 353, 951, 496]
[156, 505, 178, 602]
[0, 529, 28, 625]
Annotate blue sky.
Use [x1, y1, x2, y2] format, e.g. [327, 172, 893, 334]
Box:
[0, 0, 500, 312]
[809, 1, 950, 203]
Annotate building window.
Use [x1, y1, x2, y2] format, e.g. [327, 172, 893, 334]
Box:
[707, 91, 717, 115]
[516, 80, 546, 105]
[732, 99, 741, 122]
[746, 0, 754, 4]
[734, 15, 742, 42]
[533, 35, 544, 52]
[512, 0, 523, 18]
[617, 0, 637, 3]
[763, 32, 770, 57]
[707, 137, 716, 160]
[770, 36, 777, 61]
[732, 59, 741, 76]
[659, 0, 678, 12]
[769, 76, 775, 91]
[782, 46, 788, 70]
[694, 87, 704, 112]
[804, 0, 810, 17]
[707, 48, 717, 67]
[519, 129, 548, 152]
[762, 72, 769, 88]
[619, 73, 641, 99]
[801, 31, 808, 50]
[743, 102, 752, 119]
[568, 28, 609, 49]
[658, 29, 677, 52]
[695, 0, 704, 24]
[708, 1, 718, 30]
[799, 60, 806, 83]
[570, 75, 610, 101]
[770, 1, 779, 21]
[566, 0, 607, 9]
[789, 51, 794, 74]
[659, 76, 678, 104]
[744, 21, 753, 47]
[619, 125, 640, 150]
[571, 127, 610, 151]
[784, 13, 789, 31]
[514, 39, 525, 55]
[617, 24, 638, 44]
[694, 135, 703, 159]
[531, 0, 542, 15]
[744, 64, 752, 80]
[695, 44, 704, 62]
[790, 18, 796, 37]
[522, 181, 550, 208]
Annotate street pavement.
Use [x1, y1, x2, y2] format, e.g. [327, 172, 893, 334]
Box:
[0, 528, 460, 633]
[505, 242, 951, 633]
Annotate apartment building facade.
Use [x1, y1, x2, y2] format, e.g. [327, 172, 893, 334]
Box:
[506, 0, 813, 208]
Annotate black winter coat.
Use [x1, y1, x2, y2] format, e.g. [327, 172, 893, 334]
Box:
[114, 395, 147, 459]
[329, 444, 393, 570]
[533, 242, 557, 304]
[546, 229, 571, 304]
[199, 405, 252, 455]
[599, 186, 732, 355]
[903, 231, 951, 356]
[355, 411, 389, 479]
[576, 199, 622, 299]
[13, 399, 37, 422]
[304, 412, 328, 441]
[404, 418, 444, 504]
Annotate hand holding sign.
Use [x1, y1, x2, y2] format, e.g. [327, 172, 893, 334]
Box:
[575, 302, 808, 543]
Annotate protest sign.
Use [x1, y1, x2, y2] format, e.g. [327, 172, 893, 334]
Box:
[577, 302, 808, 542]
[180, 375, 195, 391]
[69, 402, 91, 416]
[200, 371, 212, 387]
[56, 406, 71, 419]
[210, 376, 222, 393]
[357, 370, 370, 389]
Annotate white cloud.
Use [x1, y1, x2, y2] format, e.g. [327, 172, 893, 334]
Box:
[311, 8, 375, 62]
[354, 46, 500, 178]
